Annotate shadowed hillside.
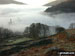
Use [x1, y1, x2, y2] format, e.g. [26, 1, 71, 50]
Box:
[45, 0, 75, 13]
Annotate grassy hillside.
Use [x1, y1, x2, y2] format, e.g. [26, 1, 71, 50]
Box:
[6, 37, 32, 45]
[11, 29, 75, 56]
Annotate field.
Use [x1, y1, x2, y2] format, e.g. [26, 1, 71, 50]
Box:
[6, 37, 33, 45]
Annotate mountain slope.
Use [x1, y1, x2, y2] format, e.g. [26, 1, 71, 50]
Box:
[45, 0, 75, 13]
[11, 29, 75, 56]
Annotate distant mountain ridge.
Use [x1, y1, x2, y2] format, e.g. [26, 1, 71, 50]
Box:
[45, 0, 75, 13]
[0, 0, 25, 4]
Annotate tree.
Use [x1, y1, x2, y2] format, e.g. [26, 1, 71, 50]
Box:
[69, 23, 75, 29]
[24, 23, 50, 38]
[35, 23, 41, 37]
[24, 27, 30, 34]
[56, 26, 65, 33]
[0, 27, 14, 43]
[41, 24, 49, 37]
[29, 23, 36, 38]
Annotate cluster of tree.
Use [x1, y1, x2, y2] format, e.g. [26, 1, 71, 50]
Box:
[69, 23, 75, 29]
[0, 27, 23, 43]
[56, 26, 65, 33]
[24, 23, 65, 39]
[24, 23, 49, 39]
[0, 27, 13, 42]
[0, 23, 65, 43]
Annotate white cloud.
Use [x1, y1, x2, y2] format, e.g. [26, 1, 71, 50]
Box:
[0, 0, 24, 4]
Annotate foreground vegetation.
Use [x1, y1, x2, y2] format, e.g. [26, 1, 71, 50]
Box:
[0, 23, 75, 56]
[0, 28, 75, 56]
[11, 29, 75, 56]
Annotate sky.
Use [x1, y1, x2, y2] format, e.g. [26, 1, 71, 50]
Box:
[15, 0, 55, 6]
[0, 0, 55, 32]
[0, 5, 48, 32]
[0, 5, 75, 32]
[0, 0, 75, 32]
[0, 0, 55, 6]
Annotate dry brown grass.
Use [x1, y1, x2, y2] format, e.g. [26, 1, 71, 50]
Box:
[12, 29, 75, 56]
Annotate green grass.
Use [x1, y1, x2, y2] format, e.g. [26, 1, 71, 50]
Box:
[7, 37, 33, 45]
